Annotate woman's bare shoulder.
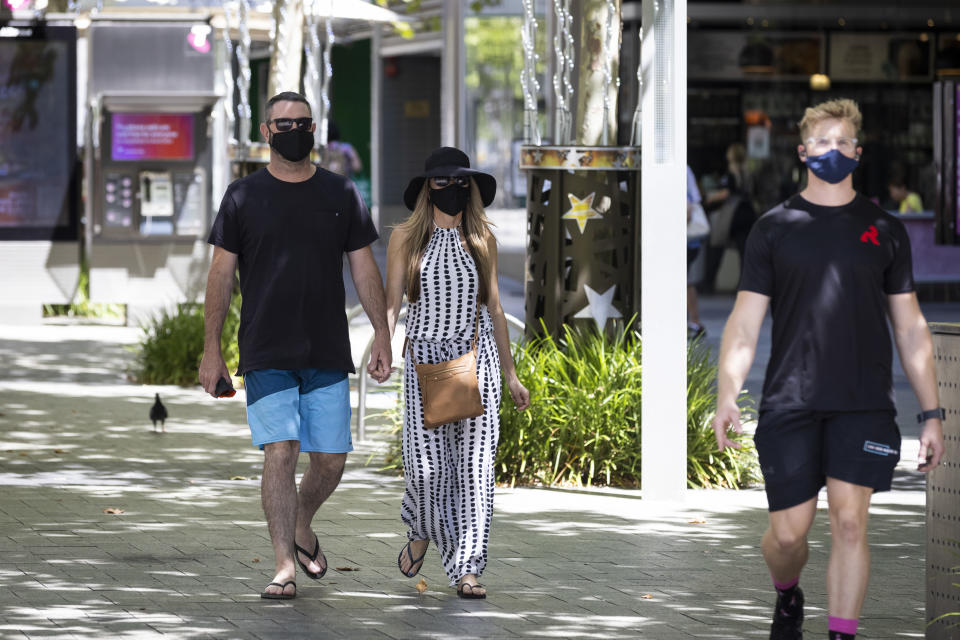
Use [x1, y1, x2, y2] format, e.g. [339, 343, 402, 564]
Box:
[484, 228, 498, 252]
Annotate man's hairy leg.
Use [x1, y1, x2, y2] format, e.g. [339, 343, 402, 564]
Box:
[261, 440, 300, 596]
[294, 452, 346, 574]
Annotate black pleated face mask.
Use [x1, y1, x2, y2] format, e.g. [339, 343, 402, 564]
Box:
[269, 128, 314, 162]
[429, 184, 470, 216]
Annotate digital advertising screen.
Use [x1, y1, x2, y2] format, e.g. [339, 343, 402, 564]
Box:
[111, 113, 195, 162]
[0, 26, 77, 240]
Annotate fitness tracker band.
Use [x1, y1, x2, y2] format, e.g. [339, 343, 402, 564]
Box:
[916, 408, 946, 423]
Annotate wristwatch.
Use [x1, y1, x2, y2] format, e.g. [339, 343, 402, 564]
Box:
[916, 408, 946, 423]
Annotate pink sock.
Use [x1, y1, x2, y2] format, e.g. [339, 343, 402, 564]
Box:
[828, 617, 858, 635]
[772, 575, 799, 591]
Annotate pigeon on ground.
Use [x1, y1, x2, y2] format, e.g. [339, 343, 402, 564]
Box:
[149, 393, 168, 433]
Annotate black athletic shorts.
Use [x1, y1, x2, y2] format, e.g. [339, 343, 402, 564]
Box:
[754, 410, 901, 512]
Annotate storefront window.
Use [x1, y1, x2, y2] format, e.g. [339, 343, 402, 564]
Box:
[687, 28, 945, 215]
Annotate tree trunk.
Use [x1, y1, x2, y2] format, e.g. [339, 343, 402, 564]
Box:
[268, 0, 305, 99]
[574, 0, 621, 145]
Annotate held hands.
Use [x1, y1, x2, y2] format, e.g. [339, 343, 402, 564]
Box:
[917, 418, 944, 472]
[507, 375, 530, 411]
[199, 350, 231, 397]
[367, 332, 393, 384]
[712, 402, 743, 451]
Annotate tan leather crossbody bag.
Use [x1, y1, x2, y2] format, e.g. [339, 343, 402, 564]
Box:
[403, 302, 485, 429]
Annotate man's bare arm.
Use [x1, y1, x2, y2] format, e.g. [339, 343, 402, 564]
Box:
[347, 245, 391, 382]
[199, 247, 237, 395]
[887, 291, 944, 471]
[713, 290, 769, 449]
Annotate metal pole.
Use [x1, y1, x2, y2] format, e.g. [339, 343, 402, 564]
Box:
[441, 0, 465, 147]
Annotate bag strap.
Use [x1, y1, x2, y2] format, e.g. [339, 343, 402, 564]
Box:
[404, 297, 482, 365]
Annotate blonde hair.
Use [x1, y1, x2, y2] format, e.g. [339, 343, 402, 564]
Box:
[395, 179, 494, 305]
[798, 98, 862, 141]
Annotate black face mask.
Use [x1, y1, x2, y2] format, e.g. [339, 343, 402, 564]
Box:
[269, 128, 314, 163]
[430, 185, 470, 216]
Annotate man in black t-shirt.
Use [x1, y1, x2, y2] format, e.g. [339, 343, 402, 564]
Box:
[712, 99, 944, 640]
[199, 92, 391, 601]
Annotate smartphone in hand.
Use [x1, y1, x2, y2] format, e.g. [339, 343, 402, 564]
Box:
[214, 377, 236, 398]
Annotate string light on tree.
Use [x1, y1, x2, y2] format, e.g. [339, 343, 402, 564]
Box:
[520, 0, 541, 145]
[552, 0, 574, 145]
[236, 0, 253, 160]
[303, 0, 323, 148]
[600, 0, 620, 145]
[320, 11, 334, 146]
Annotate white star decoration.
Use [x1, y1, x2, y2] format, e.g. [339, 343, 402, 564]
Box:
[563, 192, 603, 233]
[573, 284, 623, 330]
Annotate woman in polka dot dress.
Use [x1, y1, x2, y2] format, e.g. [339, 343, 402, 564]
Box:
[385, 147, 530, 599]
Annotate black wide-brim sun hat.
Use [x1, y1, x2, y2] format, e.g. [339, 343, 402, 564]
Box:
[403, 146, 497, 211]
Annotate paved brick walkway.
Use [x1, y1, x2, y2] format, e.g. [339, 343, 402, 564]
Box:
[0, 322, 932, 639]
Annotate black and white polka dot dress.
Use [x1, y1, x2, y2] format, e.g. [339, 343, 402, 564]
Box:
[402, 224, 501, 586]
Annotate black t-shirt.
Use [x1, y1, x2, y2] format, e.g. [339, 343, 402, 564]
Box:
[207, 167, 378, 375]
[738, 194, 914, 412]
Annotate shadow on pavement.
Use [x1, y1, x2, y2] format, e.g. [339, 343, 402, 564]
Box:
[0, 325, 931, 639]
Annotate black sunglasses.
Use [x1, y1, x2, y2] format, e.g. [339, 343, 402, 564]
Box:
[431, 176, 470, 188]
[267, 117, 313, 132]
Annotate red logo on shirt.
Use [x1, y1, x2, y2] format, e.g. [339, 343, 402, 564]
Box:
[860, 225, 879, 245]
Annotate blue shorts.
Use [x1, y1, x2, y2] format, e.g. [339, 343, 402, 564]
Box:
[243, 368, 352, 453]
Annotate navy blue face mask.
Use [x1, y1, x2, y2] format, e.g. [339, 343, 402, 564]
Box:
[804, 148, 859, 184]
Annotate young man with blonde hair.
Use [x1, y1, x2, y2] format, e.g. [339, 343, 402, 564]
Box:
[713, 98, 944, 639]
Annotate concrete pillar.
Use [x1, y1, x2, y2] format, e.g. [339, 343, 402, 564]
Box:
[640, 0, 687, 501]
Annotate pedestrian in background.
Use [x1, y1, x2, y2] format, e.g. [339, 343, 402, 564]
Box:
[887, 172, 924, 214]
[385, 146, 530, 599]
[324, 121, 363, 179]
[200, 91, 392, 600]
[712, 98, 944, 640]
[686, 165, 709, 338]
[703, 142, 757, 291]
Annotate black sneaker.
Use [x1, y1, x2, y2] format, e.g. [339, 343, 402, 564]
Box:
[769, 586, 804, 639]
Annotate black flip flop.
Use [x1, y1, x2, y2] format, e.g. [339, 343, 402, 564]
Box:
[260, 580, 296, 600]
[295, 535, 327, 580]
[457, 582, 486, 599]
[397, 540, 427, 578]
